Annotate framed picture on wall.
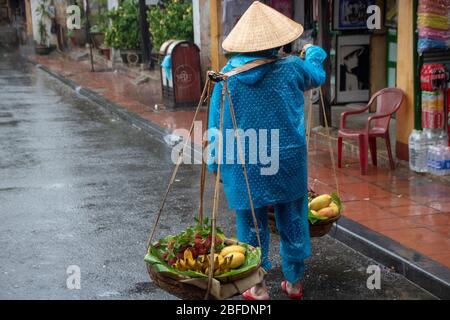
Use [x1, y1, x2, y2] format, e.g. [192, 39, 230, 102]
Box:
[385, 0, 398, 28]
[336, 35, 371, 103]
[333, 0, 375, 30]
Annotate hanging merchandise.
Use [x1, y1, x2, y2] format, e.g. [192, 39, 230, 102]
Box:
[421, 64, 446, 130]
[420, 63, 447, 91]
[422, 91, 445, 129]
[417, 0, 450, 54]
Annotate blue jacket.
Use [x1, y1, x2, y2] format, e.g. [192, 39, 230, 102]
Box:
[207, 46, 327, 210]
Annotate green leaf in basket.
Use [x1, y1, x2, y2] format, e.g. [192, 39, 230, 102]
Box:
[308, 207, 328, 224]
[331, 192, 343, 212]
[215, 245, 261, 280]
[145, 237, 262, 280]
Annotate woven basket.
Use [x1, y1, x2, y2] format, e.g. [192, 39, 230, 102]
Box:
[146, 239, 261, 299]
[147, 264, 210, 300]
[268, 211, 340, 237]
[308, 214, 341, 237]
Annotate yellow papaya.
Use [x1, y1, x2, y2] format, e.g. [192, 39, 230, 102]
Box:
[309, 194, 332, 211]
[329, 202, 340, 216]
[317, 207, 335, 218]
[224, 252, 245, 269]
[220, 245, 246, 257]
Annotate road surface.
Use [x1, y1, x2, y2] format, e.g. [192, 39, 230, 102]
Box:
[0, 49, 435, 300]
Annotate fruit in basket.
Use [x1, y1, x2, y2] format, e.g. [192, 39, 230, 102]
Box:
[309, 194, 332, 211]
[329, 202, 340, 216]
[317, 207, 335, 218]
[220, 245, 246, 257]
[224, 252, 246, 269]
[308, 192, 343, 223]
[153, 218, 257, 277]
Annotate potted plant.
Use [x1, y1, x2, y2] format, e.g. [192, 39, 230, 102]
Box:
[67, 29, 77, 46]
[90, 0, 108, 50]
[35, 0, 51, 55]
[105, 0, 141, 64]
[90, 24, 105, 49]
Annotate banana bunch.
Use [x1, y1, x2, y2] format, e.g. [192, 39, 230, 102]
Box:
[173, 245, 246, 276]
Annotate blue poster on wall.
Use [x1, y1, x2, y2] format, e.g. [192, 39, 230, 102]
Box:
[333, 0, 376, 30]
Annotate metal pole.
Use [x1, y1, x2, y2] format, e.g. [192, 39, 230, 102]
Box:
[139, 0, 153, 70]
[318, 0, 331, 127]
[84, 0, 95, 72]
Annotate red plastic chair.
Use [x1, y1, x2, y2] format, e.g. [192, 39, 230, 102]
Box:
[338, 88, 405, 175]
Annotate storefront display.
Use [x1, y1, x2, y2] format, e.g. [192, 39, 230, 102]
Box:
[417, 0, 450, 54]
[333, 0, 375, 30]
[336, 35, 370, 103]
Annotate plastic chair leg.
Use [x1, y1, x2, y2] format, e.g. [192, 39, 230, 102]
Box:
[369, 137, 377, 166]
[358, 135, 368, 175]
[338, 136, 343, 168]
[385, 135, 395, 170]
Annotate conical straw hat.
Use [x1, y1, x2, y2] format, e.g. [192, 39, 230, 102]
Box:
[222, 1, 304, 53]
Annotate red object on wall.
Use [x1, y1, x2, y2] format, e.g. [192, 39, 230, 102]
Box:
[160, 40, 202, 108]
[422, 109, 445, 129]
[420, 64, 446, 91]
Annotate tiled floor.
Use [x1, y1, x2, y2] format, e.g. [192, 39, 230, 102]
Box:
[27, 51, 450, 269]
[309, 143, 450, 267]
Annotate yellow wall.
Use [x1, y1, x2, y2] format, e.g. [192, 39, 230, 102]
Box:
[395, 0, 415, 160]
[209, 0, 226, 71]
[25, 0, 33, 36]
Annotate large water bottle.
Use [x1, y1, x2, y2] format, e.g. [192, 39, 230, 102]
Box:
[419, 130, 432, 172]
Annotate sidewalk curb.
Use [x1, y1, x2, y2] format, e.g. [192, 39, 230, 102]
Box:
[28, 56, 450, 299]
[330, 217, 450, 299]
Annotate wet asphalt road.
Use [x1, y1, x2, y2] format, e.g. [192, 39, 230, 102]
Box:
[0, 50, 435, 300]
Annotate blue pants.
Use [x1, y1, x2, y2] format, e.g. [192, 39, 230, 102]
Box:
[236, 195, 311, 284]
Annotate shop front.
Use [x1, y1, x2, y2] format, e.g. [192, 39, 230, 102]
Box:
[396, 0, 449, 174]
[207, 0, 449, 172]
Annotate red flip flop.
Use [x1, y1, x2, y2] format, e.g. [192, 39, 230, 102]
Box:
[281, 281, 303, 300]
[242, 288, 270, 300]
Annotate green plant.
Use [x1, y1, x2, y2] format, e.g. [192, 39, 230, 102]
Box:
[104, 0, 140, 49]
[147, 0, 193, 49]
[35, 0, 50, 46]
[90, 0, 109, 33]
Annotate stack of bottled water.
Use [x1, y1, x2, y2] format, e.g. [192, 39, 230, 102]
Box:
[427, 145, 450, 176]
[409, 129, 450, 175]
[425, 129, 450, 176]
